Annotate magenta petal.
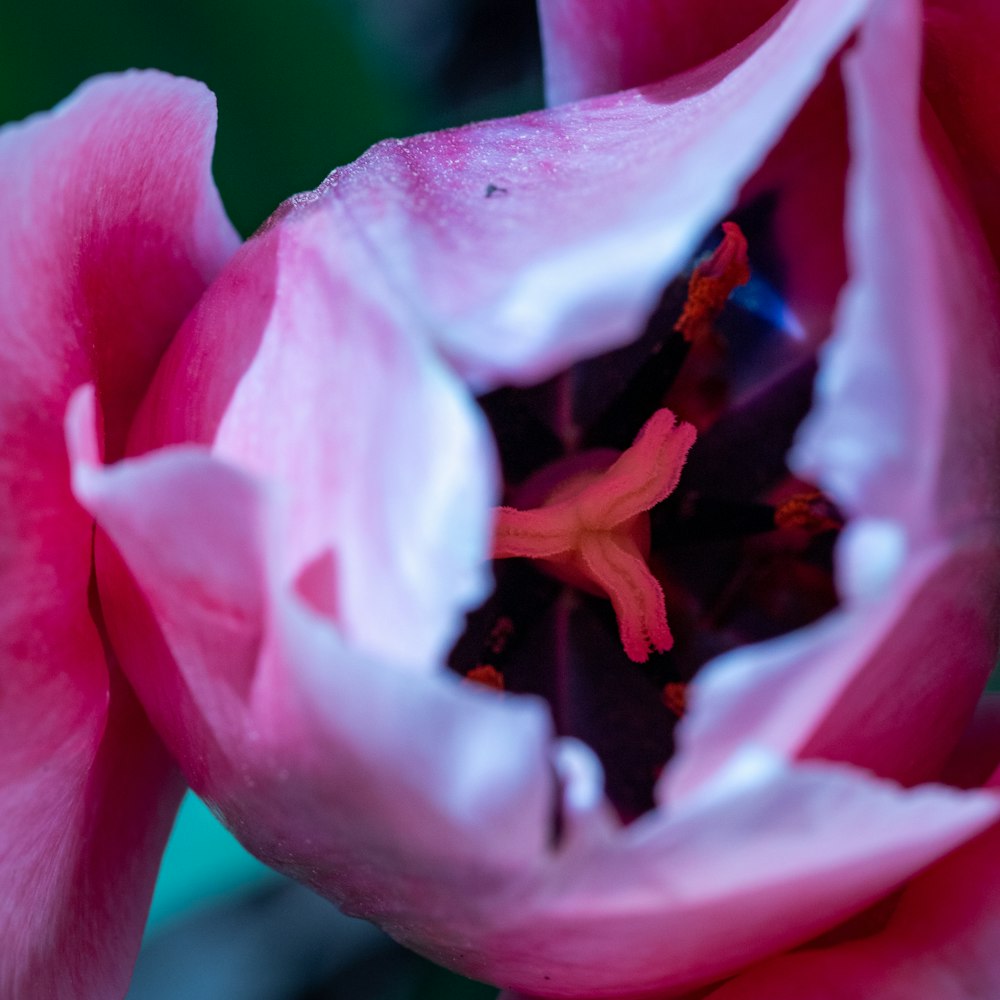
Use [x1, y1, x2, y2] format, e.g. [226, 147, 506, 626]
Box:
[0, 72, 235, 994]
[791, 0, 1000, 536]
[736, 67, 850, 343]
[537, 0, 786, 104]
[267, 0, 869, 391]
[1, 71, 239, 462]
[941, 693, 1000, 791]
[924, 0, 1000, 267]
[67, 392, 556, 941]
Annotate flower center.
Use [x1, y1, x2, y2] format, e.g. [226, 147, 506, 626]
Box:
[490, 223, 749, 664]
[493, 408, 696, 662]
[451, 214, 842, 821]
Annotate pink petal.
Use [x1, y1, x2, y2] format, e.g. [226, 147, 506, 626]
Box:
[67, 387, 556, 937]
[69, 394, 1000, 999]
[0, 72, 236, 994]
[264, 0, 870, 391]
[702, 780, 1000, 1000]
[736, 65, 850, 343]
[791, 0, 1000, 537]
[670, 0, 1000, 800]
[924, 0, 1000, 268]
[941, 693, 1000, 791]
[131, 200, 497, 669]
[537, 0, 787, 104]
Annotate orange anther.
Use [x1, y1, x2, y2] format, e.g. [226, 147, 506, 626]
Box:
[674, 222, 750, 343]
[774, 490, 842, 535]
[662, 682, 687, 718]
[466, 665, 505, 691]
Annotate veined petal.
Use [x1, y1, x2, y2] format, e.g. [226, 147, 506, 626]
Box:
[267, 0, 871, 392]
[0, 72, 236, 996]
[537, 0, 786, 104]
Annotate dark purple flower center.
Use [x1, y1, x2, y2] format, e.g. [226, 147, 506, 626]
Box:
[449, 211, 842, 822]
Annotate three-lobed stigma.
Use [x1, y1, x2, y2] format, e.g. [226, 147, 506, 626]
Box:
[493, 408, 696, 662]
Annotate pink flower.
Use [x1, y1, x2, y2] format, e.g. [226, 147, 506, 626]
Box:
[0, 73, 240, 996]
[5, 0, 1000, 998]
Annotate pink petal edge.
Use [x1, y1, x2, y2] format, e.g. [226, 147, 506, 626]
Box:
[0, 71, 236, 997]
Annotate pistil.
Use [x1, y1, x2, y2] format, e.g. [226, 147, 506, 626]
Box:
[493, 408, 696, 662]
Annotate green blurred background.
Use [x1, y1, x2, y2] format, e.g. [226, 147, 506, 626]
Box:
[0, 0, 540, 236]
[0, 1, 539, 996]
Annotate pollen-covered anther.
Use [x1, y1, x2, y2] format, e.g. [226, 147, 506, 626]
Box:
[466, 665, 505, 691]
[774, 490, 843, 535]
[662, 682, 687, 719]
[493, 407, 697, 663]
[673, 221, 750, 343]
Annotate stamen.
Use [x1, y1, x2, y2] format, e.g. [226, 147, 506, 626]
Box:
[775, 490, 843, 535]
[674, 222, 750, 344]
[662, 682, 687, 718]
[466, 665, 505, 690]
[493, 408, 696, 663]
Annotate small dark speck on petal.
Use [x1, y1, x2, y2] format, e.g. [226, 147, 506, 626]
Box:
[485, 183, 509, 198]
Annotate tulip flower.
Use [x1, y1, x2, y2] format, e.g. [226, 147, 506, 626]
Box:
[5, 0, 1000, 998]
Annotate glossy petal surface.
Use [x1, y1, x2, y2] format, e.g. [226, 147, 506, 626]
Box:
[131, 198, 495, 670]
[60, 3, 1000, 1000]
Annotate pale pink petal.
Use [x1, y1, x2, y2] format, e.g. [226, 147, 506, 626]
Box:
[131, 200, 496, 670]
[269, 0, 869, 391]
[537, 0, 786, 104]
[540, 0, 854, 343]
[703, 782, 1000, 1000]
[0, 72, 236, 995]
[69, 393, 1000, 999]
[668, 0, 1000, 801]
[67, 389, 556, 937]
